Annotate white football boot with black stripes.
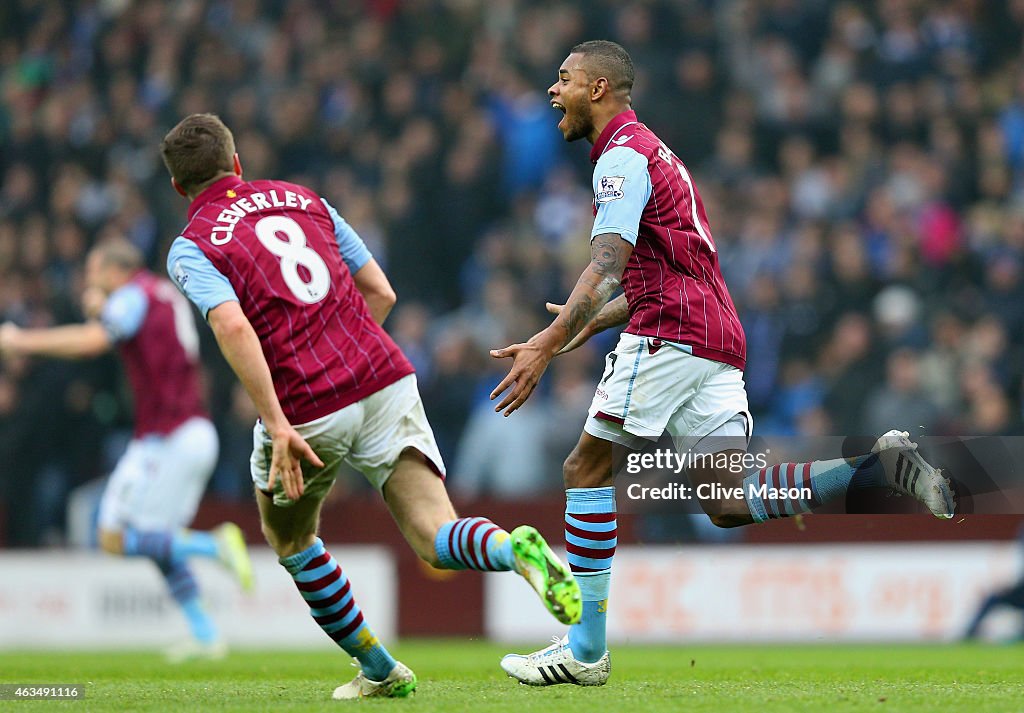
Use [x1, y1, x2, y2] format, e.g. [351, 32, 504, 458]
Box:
[500, 636, 610, 686]
[872, 430, 955, 518]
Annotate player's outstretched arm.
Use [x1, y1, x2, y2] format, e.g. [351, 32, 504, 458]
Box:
[207, 301, 323, 500]
[545, 293, 629, 355]
[352, 258, 397, 325]
[0, 321, 110, 360]
[489, 233, 633, 416]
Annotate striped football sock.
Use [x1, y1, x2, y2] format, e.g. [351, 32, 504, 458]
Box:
[279, 538, 396, 681]
[742, 455, 885, 522]
[157, 560, 218, 644]
[122, 528, 219, 563]
[434, 517, 514, 571]
[565, 487, 616, 664]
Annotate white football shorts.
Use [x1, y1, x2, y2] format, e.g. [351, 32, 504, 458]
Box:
[584, 332, 751, 451]
[98, 416, 219, 531]
[251, 374, 446, 507]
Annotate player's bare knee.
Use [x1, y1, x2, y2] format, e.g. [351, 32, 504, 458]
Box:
[98, 528, 123, 554]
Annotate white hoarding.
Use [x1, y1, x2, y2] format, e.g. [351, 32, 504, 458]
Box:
[486, 543, 1022, 643]
[0, 545, 395, 649]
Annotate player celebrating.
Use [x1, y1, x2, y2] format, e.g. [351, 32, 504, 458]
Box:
[160, 113, 580, 700]
[490, 41, 956, 686]
[0, 238, 253, 662]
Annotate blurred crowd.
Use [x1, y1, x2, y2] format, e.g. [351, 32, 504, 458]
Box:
[3, 0, 1024, 545]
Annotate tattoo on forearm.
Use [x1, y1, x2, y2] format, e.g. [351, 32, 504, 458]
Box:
[598, 294, 629, 329]
[564, 293, 597, 341]
[554, 234, 632, 349]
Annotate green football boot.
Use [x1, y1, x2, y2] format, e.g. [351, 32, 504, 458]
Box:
[510, 525, 582, 625]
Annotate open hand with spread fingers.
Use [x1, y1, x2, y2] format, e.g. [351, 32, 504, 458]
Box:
[489, 333, 559, 417]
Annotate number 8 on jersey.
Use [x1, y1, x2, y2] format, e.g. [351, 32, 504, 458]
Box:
[255, 215, 330, 304]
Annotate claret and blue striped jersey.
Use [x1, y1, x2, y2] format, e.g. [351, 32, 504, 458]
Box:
[589, 110, 746, 370]
[168, 175, 413, 425]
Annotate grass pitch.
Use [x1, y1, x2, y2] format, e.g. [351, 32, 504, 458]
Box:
[1, 642, 1021, 712]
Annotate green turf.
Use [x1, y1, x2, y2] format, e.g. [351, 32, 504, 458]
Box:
[0, 642, 1021, 712]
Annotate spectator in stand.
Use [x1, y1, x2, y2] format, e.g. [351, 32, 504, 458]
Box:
[2, 0, 1024, 544]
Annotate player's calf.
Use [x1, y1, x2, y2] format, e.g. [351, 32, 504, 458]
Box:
[260, 523, 317, 558]
[281, 536, 399, 682]
[256, 487, 320, 557]
[383, 450, 580, 624]
[699, 430, 954, 525]
[707, 512, 755, 528]
[114, 525, 221, 563]
[685, 449, 755, 528]
[432, 518, 581, 625]
[384, 450, 515, 573]
[108, 524, 221, 649]
[434, 517, 514, 571]
[563, 441, 615, 490]
[256, 489, 401, 683]
[382, 450, 455, 568]
[560, 433, 616, 661]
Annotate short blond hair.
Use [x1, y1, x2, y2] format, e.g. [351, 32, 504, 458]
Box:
[90, 237, 142, 272]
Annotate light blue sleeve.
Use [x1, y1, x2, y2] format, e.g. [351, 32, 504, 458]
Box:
[101, 283, 149, 343]
[166, 236, 239, 319]
[590, 145, 652, 246]
[321, 198, 372, 274]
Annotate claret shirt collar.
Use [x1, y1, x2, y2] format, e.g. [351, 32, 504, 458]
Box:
[188, 175, 246, 219]
[590, 109, 639, 164]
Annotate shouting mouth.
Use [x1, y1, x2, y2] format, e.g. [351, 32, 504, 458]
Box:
[551, 101, 567, 130]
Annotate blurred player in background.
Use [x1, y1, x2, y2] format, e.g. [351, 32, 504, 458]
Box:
[0, 238, 253, 662]
[490, 40, 956, 686]
[964, 524, 1024, 641]
[160, 113, 580, 700]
